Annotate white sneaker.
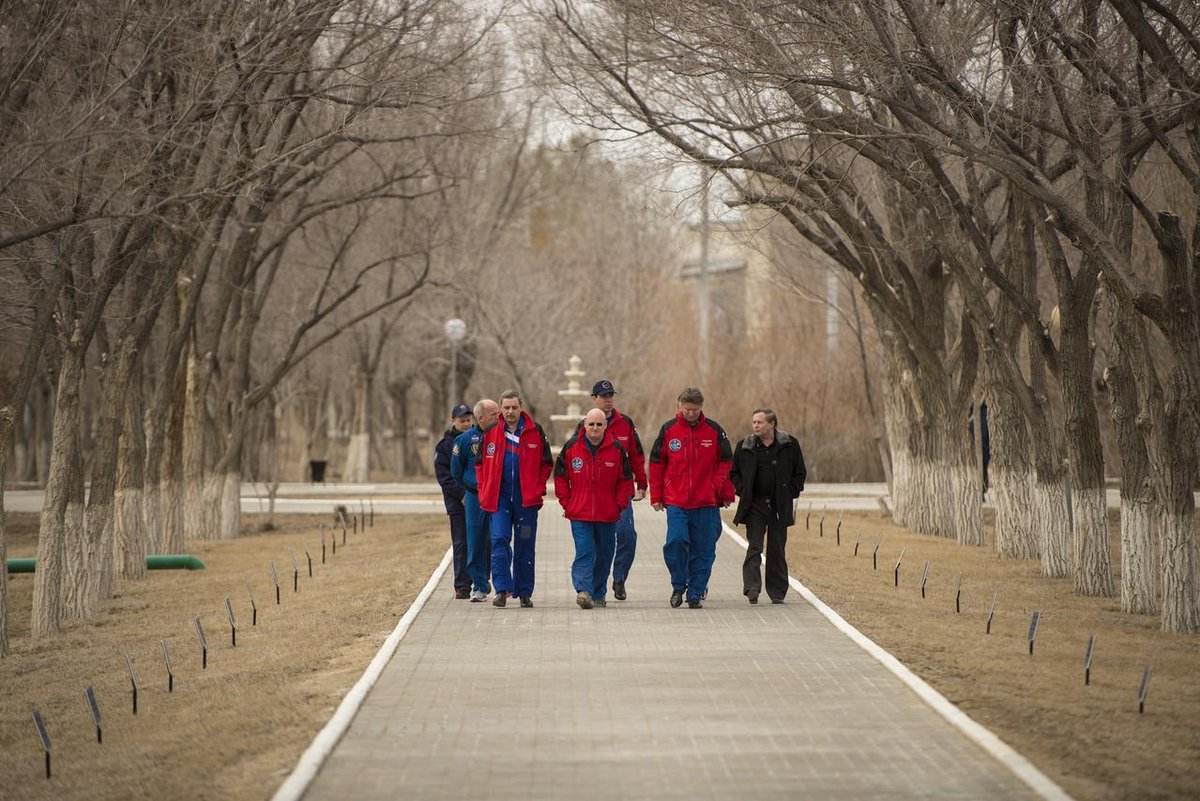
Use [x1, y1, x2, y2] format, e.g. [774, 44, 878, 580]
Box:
[469, 590, 486, 602]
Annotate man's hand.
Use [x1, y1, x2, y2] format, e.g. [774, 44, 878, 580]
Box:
[633, 488, 646, 502]
[652, 502, 664, 512]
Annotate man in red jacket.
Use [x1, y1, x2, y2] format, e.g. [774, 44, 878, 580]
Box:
[586, 379, 647, 602]
[649, 386, 735, 609]
[477, 389, 553, 608]
[555, 408, 635, 609]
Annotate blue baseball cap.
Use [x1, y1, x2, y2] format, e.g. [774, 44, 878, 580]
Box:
[450, 403, 472, 418]
[591, 379, 616, 396]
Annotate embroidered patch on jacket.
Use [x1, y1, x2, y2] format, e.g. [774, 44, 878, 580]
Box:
[486, 442, 496, 456]
[668, 438, 682, 452]
[571, 457, 583, 471]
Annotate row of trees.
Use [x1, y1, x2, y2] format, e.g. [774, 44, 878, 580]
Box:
[541, 0, 1200, 632]
[0, 0, 518, 652]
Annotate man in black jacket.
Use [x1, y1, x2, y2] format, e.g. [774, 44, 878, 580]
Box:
[730, 408, 806, 604]
[435, 403, 475, 598]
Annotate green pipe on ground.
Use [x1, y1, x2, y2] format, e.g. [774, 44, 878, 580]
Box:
[7, 555, 206, 574]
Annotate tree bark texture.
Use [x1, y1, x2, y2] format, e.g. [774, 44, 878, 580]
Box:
[1118, 498, 1157, 616]
[0, 407, 13, 656]
[115, 380, 148, 580]
[32, 340, 84, 637]
[1060, 318, 1115, 597]
[1032, 475, 1073, 579]
[984, 380, 1039, 559]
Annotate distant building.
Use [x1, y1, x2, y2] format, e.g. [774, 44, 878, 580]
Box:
[680, 212, 842, 352]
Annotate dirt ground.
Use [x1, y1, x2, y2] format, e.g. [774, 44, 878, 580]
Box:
[3, 507, 1198, 801]
[0, 512, 448, 801]
[767, 507, 1200, 801]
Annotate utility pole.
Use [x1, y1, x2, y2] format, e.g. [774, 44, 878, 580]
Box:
[697, 166, 711, 381]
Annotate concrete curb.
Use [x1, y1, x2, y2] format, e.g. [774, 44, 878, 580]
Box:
[271, 546, 454, 801]
[721, 521, 1074, 801]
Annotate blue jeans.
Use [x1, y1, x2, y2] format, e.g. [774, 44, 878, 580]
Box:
[569, 520, 616, 598]
[611, 502, 637, 584]
[464, 493, 491, 593]
[662, 505, 721, 601]
[490, 500, 539, 597]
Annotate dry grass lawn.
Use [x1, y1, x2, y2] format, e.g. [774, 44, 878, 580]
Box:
[773, 507, 1200, 801]
[0, 512, 447, 801]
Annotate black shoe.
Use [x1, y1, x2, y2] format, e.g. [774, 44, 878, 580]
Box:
[687, 599, 703, 609]
[519, 596, 533, 608]
[454, 587, 471, 600]
[493, 591, 508, 608]
[670, 590, 683, 608]
[771, 598, 785, 605]
[593, 597, 607, 608]
[748, 594, 759, 605]
[613, 581, 627, 601]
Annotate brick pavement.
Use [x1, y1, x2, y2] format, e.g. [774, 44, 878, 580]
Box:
[296, 505, 1059, 800]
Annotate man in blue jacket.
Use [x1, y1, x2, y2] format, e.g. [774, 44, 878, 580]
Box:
[435, 404, 476, 598]
[451, 398, 499, 602]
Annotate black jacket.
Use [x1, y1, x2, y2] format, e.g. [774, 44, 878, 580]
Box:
[434, 427, 466, 515]
[730, 430, 806, 526]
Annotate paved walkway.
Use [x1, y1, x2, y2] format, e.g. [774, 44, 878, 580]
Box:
[294, 505, 1054, 801]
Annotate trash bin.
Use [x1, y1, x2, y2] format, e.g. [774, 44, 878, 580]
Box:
[309, 460, 328, 483]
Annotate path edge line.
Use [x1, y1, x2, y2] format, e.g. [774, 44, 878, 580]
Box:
[271, 545, 454, 801]
[721, 522, 1073, 801]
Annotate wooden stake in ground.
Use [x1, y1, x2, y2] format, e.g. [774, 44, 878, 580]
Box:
[124, 653, 139, 715]
[85, 686, 102, 744]
[32, 709, 50, 778]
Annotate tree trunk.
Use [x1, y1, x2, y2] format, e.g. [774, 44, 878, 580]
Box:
[1119, 497, 1157, 615]
[934, 414, 984, 546]
[1060, 316, 1115, 597]
[183, 352, 213, 541]
[343, 365, 370, 482]
[67, 342, 137, 616]
[1104, 326, 1158, 614]
[1032, 473, 1073, 578]
[219, 468, 241, 540]
[0, 407, 14, 656]
[115, 376, 148, 581]
[33, 382, 52, 484]
[32, 337, 85, 638]
[985, 380, 1038, 559]
[161, 361, 187, 553]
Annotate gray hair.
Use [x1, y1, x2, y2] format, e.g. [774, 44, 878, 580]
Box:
[678, 386, 704, 405]
[473, 399, 497, 418]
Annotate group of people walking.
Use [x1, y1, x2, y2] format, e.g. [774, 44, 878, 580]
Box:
[433, 382, 806, 609]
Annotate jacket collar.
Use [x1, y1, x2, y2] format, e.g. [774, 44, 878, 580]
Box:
[741, 430, 792, 450]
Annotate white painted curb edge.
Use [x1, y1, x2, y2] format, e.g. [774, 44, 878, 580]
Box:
[271, 546, 454, 801]
[721, 522, 1073, 801]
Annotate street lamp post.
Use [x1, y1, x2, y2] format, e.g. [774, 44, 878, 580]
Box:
[444, 317, 467, 406]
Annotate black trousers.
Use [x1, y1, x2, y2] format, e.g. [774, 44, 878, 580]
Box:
[448, 512, 469, 590]
[742, 500, 789, 601]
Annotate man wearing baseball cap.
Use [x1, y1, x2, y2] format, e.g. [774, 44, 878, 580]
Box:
[582, 378, 648, 601]
[434, 403, 475, 598]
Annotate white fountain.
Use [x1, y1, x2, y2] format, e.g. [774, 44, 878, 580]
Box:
[549, 355, 590, 453]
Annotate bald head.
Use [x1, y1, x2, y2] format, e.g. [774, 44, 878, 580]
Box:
[583, 408, 607, 445]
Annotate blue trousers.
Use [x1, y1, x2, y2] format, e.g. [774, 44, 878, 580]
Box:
[611, 502, 637, 584]
[490, 500, 539, 597]
[464, 493, 491, 593]
[570, 520, 616, 599]
[662, 505, 721, 602]
[448, 511, 468, 591]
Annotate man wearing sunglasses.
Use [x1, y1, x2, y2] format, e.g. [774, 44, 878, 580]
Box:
[555, 408, 635, 609]
[580, 379, 647, 601]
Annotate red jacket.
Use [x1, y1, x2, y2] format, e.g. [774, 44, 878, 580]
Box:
[477, 412, 553, 511]
[648, 412, 735, 509]
[575, 408, 647, 492]
[554, 432, 635, 523]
